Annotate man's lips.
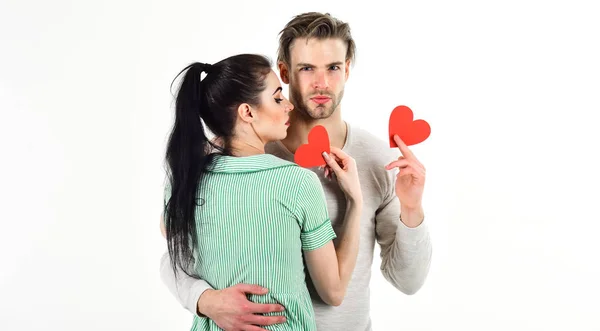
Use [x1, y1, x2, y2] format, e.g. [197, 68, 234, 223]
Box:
[311, 96, 331, 104]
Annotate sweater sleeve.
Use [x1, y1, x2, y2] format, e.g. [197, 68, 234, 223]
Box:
[159, 250, 214, 317]
[293, 171, 337, 251]
[374, 153, 433, 295]
[160, 179, 213, 317]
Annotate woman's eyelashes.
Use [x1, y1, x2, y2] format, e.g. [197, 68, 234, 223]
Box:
[274, 97, 283, 104]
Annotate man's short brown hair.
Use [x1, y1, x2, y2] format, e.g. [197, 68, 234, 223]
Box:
[277, 12, 356, 67]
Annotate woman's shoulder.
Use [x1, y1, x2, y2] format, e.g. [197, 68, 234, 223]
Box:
[263, 156, 321, 186]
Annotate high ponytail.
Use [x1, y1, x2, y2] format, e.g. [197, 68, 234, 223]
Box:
[164, 62, 216, 278]
[163, 54, 273, 278]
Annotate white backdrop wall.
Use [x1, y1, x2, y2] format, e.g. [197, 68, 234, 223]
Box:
[1, 0, 599, 330]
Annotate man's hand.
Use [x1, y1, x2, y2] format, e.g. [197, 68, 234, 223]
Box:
[385, 134, 426, 227]
[198, 284, 286, 331]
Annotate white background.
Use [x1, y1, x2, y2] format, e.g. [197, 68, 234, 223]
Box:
[1, 0, 599, 330]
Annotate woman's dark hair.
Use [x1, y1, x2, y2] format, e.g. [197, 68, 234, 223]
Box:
[164, 54, 272, 278]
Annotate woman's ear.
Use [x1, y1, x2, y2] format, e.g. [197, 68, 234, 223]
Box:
[237, 103, 254, 123]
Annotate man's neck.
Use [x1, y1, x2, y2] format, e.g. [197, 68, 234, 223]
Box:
[280, 111, 347, 154]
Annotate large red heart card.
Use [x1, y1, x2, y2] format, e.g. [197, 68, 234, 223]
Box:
[389, 105, 431, 147]
[294, 125, 330, 168]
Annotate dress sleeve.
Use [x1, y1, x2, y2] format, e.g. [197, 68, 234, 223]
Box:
[293, 171, 337, 251]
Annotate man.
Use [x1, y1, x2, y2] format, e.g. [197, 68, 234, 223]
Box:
[160, 12, 432, 331]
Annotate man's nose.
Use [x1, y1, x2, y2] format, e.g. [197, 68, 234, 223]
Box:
[313, 71, 328, 90]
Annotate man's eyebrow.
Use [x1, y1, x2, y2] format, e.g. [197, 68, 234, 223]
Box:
[296, 62, 344, 67]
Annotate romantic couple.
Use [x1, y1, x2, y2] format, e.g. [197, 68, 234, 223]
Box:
[160, 11, 432, 331]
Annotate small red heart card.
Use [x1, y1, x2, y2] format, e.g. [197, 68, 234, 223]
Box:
[389, 105, 431, 147]
[294, 125, 330, 168]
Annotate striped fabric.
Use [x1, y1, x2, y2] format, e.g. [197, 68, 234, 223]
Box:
[164, 153, 337, 330]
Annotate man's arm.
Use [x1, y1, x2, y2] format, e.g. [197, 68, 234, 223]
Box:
[159, 213, 213, 317]
[159, 233, 287, 331]
[373, 151, 432, 295]
[160, 249, 287, 330]
[159, 249, 213, 317]
[160, 183, 287, 330]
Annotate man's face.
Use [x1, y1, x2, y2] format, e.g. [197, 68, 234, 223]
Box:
[280, 37, 350, 120]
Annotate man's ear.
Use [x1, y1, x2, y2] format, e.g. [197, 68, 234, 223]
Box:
[237, 103, 254, 123]
[344, 59, 351, 81]
[278, 61, 290, 84]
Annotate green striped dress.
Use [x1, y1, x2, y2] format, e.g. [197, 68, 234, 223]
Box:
[164, 153, 337, 330]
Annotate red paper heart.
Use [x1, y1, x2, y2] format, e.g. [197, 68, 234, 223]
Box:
[294, 125, 330, 168]
[389, 105, 431, 147]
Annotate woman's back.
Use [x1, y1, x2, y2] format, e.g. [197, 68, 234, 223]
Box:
[163, 55, 361, 330]
[186, 153, 336, 330]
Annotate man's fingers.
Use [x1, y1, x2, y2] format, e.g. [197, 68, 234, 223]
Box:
[242, 327, 270, 331]
[235, 284, 268, 295]
[396, 165, 425, 178]
[385, 159, 410, 170]
[393, 135, 425, 168]
[246, 303, 285, 314]
[386, 155, 425, 173]
[397, 166, 417, 178]
[242, 312, 287, 326]
[393, 135, 416, 159]
[242, 326, 273, 331]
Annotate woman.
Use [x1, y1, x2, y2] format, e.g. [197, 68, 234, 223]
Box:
[162, 54, 363, 330]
